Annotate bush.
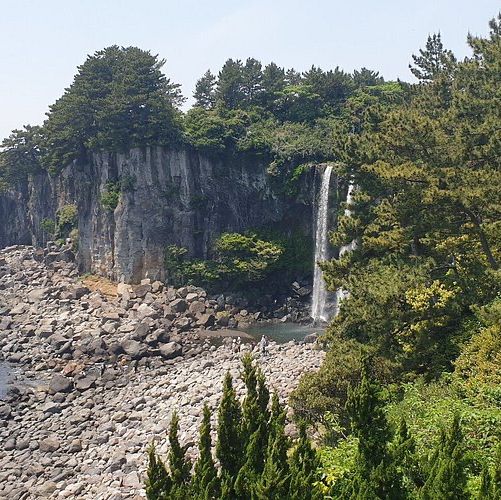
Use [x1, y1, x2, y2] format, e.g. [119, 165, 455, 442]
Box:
[100, 182, 120, 211]
[40, 218, 56, 235]
[289, 338, 398, 431]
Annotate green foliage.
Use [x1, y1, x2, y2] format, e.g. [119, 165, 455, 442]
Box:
[168, 412, 191, 487]
[421, 415, 469, 500]
[40, 218, 56, 235]
[169, 232, 285, 292]
[454, 298, 501, 387]
[43, 45, 183, 171]
[216, 372, 244, 479]
[191, 405, 219, 499]
[145, 443, 171, 500]
[146, 356, 325, 500]
[290, 337, 397, 429]
[319, 16, 501, 380]
[0, 126, 44, 191]
[52, 204, 79, 240]
[100, 181, 120, 211]
[288, 423, 323, 499]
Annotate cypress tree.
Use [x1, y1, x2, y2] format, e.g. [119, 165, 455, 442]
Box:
[216, 371, 244, 479]
[191, 404, 219, 499]
[145, 443, 172, 499]
[254, 393, 291, 499]
[288, 422, 322, 500]
[478, 467, 492, 499]
[241, 353, 261, 441]
[235, 355, 270, 498]
[344, 357, 406, 499]
[421, 415, 468, 500]
[393, 418, 423, 493]
[168, 412, 191, 489]
[493, 445, 501, 499]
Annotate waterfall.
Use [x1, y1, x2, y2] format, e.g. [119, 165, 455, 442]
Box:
[334, 182, 357, 316]
[311, 165, 333, 323]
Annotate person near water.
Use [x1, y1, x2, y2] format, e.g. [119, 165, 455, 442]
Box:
[259, 335, 268, 357]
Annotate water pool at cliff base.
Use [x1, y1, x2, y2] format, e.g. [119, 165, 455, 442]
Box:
[242, 322, 323, 343]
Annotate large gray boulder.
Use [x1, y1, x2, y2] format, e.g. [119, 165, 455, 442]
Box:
[159, 342, 182, 360]
[48, 374, 73, 394]
[121, 339, 148, 359]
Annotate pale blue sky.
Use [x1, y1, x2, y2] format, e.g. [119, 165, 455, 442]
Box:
[0, 0, 499, 139]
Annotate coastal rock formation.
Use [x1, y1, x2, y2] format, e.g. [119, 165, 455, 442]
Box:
[0, 147, 314, 282]
[0, 245, 325, 499]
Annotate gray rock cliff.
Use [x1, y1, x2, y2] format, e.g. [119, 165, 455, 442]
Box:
[0, 146, 315, 282]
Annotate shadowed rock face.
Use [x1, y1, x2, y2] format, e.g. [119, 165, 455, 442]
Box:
[0, 146, 314, 283]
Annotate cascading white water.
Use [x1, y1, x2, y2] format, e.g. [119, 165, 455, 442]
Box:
[311, 165, 333, 323]
[334, 182, 357, 315]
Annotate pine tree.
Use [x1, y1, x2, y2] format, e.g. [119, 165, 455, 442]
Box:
[191, 404, 219, 499]
[409, 32, 456, 82]
[288, 422, 322, 500]
[216, 371, 243, 479]
[241, 57, 263, 105]
[421, 415, 468, 500]
[194, 70, 216, 109]
[145, 443, 172, 499]
[215, 59, 245, 109]
[168, 412, 191, 489]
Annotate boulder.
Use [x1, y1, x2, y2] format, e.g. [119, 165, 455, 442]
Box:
[121, 339, 148, 359]
[48, 374, 73, 394]
[39, 437, 60, 453]
[189, 301, 206, 315]
[116, 282, 130, 296]
[130, 322, 150, 341]
[0, 403, 12, 419]
[133, 284, 151, 298]
[159, 342, 182, 360]
[170, 298, 187, 313]
[175, 317, 192, 331]
[48, 333, 69, 350]
[27, 288, 47, 303]
[303, 333, 318, 343]
[136, 303, 157, 320]
[197, 313, 215, 327]
[185, 292, 199, 303]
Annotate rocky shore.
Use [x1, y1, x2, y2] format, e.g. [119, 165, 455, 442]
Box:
[0, 245, 325, 499]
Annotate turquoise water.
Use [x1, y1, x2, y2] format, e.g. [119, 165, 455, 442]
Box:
[242, 322, 322, 343]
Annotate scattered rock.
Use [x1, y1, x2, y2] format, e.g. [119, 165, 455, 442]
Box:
[48, 374, 73, 394]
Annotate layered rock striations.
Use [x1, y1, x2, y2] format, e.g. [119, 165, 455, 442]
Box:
[0, 147, 313, 283]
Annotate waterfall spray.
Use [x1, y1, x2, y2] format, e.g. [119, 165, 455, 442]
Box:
[334, 182, 357, 316]
[311, 165, 333, 323]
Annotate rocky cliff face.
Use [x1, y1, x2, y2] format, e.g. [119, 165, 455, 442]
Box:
[0, 147, 314, 283]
